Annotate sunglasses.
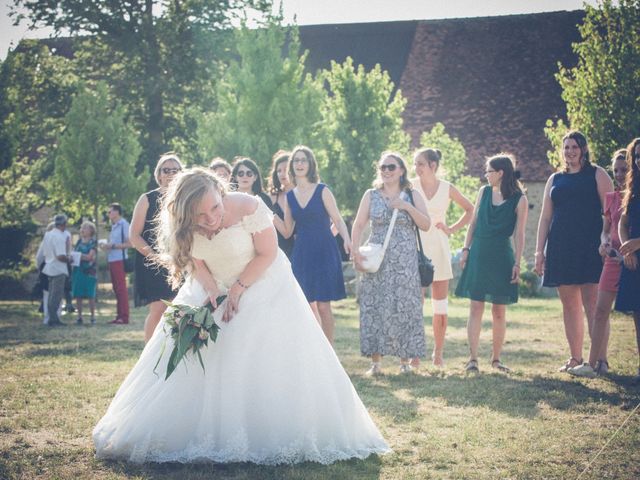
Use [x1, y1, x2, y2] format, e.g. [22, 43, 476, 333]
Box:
[161, 167, 181, 175]
[379, 164, 398, 172]
[236, 170, 254, 178]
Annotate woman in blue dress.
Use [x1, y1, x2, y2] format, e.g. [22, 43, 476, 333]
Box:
[615, 137, 640, 382]
[283, 145, 351, 345]
[535, 131, 613, 372]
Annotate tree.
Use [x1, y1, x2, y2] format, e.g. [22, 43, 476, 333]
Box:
[418, 123, 480, 250]
[12, 0, 272, 176]
[0, 41, 78, 228]
[195, 19, 325, 172]
[545, 0, 640, 167]
[54, 81, 144, 239]
[318, 58, 410, 214]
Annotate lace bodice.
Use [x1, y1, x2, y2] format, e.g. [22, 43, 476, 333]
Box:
[191, 199, 273, 289]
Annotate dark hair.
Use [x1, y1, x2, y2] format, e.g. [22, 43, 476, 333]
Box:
[415, 148, 442, 171]
[208, 157, 231, 174]
[109, 203, 122, 215]
[230, 157, 265, 195]
[289, 146, 319, 185]
[269, 150, 291, 194]
[373, 151, 412, 190]
[487, 153, 525, 199]
[561, 130, 593, 173]
[622, 137, 640, 213]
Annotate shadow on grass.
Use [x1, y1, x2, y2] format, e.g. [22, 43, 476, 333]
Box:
[353, 371, 640, 422]
[101, 453, 383, 480]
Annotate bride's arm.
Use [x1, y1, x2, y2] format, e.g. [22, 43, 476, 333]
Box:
[192, 258, 222, 308]
[223, 202, 279, 322]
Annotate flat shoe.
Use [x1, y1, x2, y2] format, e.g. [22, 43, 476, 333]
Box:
[568, 363, 597, 378]
[558, 357, 582, 372]
[365, 364, 383, 377]
[109, 319, 128, 325]
[399, 364, 413, 374]
[465, 359, 479, 373]
[491, 359, 511, 373]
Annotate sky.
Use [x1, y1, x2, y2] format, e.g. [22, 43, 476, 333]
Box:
[1, 0, 594, 60]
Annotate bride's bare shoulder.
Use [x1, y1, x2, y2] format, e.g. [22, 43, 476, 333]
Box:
[224, 192, 259, 217]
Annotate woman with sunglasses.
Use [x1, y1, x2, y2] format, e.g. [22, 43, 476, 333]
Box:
[411, 148, 474, 367]
[268, 150, 295, 258]
[283, 145, 351, 345]
[456, 154, 528, 373]
[230, 157, 273, 209]
[351, 152, 431, 375]
[129, 153, 183, 342]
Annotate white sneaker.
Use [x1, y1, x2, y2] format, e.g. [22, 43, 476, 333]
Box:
[568, 363, 597, 378]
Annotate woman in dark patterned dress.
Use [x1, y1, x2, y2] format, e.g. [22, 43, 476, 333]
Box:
[535, 131, 613, 372]
[130, 153, 183, 342]
[351, 152, 431, 375]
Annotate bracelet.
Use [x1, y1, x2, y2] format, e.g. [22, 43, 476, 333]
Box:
[235, 278, 250, 289]
[514, 265, 521, 269]
[462, 247, 470, 253]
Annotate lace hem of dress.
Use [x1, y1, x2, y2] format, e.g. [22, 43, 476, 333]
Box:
[98, 429, 390, 465]
[242, 199, 274, 234]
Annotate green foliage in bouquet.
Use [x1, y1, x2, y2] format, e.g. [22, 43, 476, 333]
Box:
[154, 296, 226, 380]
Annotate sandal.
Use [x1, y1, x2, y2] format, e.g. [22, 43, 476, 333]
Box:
[595, 360, 609, 375]
[365, 363, 383, 377]
[491, 359, 511, 373]
[399, 364, 413, 374]
[558, 357, 582, 372]
[465, 359, 479, 373]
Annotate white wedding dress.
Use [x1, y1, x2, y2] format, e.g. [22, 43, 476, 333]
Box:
[93, 200, 390, 464]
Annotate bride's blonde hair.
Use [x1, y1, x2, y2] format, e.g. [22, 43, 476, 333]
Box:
[154, 167, 227, 288]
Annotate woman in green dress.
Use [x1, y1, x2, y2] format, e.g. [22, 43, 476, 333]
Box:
[72, 221, 98, 325]
[455, 154, 528, 373]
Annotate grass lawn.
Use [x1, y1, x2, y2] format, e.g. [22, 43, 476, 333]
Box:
[0, 293, 639, 479]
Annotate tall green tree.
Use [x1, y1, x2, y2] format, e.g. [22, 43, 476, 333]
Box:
[12, 0, 272, 176]
[195, 19, 325, 172]
[54, 81, 144, 239]
[0, 42, 78, 227]
[418, 123, 480, 250]
[318, 58, 409, 214]
[545, 0, 640, 167]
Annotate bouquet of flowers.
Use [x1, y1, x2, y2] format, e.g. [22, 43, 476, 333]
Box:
[153, 296, 226, 380]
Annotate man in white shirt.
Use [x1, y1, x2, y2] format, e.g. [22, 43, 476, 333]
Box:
[43, 214, 70, 327]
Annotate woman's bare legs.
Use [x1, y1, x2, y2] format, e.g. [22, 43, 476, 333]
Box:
[430, 280, 449, 367]
[467, 300, 485, 362]
[144, 300, 169, 343]
[587, 290, 615, 367]
[316, 301, 335, 345]
[490, 303, 507, 362]
[557, 285, 585, 367]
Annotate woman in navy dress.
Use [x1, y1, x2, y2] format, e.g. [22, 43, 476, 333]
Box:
[615, 137, 640, 382]
[268, 150, 295, 258]
[535, 131, 613, 372]
[283, 145, 351, 345]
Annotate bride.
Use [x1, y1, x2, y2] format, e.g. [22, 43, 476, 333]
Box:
[93, 167, 390, 464]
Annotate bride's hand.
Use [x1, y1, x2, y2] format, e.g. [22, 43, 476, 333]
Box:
[222, 280, 246, 322]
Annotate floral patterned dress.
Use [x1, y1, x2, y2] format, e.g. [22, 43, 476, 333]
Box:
[358, 189, 426, 359]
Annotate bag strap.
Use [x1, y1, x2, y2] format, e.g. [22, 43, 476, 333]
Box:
[381, 207, 399, 254]
[407, 190, 427, 257]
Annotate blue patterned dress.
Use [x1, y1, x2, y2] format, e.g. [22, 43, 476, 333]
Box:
[358, 189, 426, 359]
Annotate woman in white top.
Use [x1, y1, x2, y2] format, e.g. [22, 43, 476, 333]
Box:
[412, 148, 474, 367]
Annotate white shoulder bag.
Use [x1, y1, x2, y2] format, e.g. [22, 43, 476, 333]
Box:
[358, 208, 399, 273]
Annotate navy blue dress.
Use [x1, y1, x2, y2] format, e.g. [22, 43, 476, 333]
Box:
[615, 197, 640, 312]
[543, 167, 603, 287]
[287, 184, 346, 302]
[271, 193, 294, 259]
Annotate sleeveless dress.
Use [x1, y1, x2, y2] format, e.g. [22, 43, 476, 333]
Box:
[455, 186, 522, 305]
[358, 190, 426, 358]
[287, 184, 346, 302]
[93, 200, 389, 464]
[599, 191, 623, 293]
[615, 197, 640, 312]
[134, 189, 177, 307]
[271, 193, 294, 258]
[543, 167, 603, 287]
[412, 178, 453, 281]
[71, 238, 97, 298]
